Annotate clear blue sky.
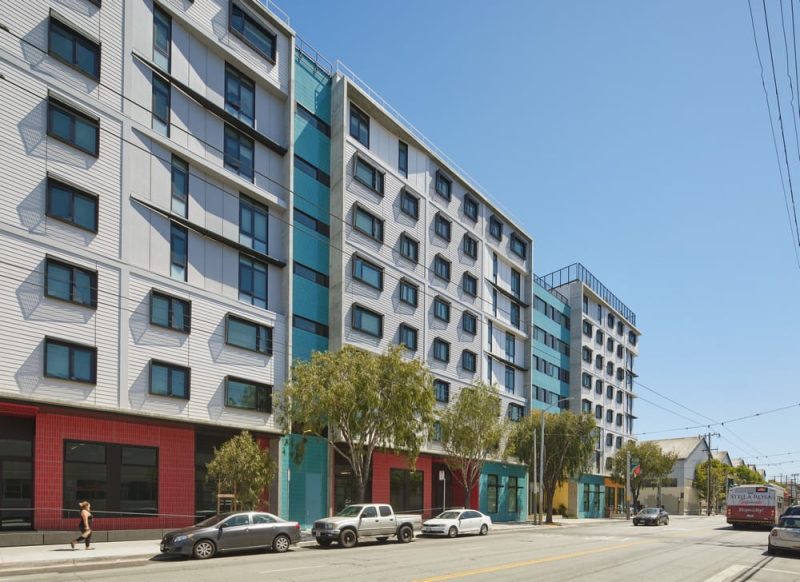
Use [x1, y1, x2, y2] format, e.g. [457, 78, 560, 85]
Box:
[286, 0, 800, 480]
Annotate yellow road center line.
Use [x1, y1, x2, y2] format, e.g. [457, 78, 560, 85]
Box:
[415, 540, 654, 581]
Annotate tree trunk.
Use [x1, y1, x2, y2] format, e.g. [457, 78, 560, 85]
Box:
[355, 476, 367, 504]
[464, 483, 472, 509]
[544, 488, 556, 524]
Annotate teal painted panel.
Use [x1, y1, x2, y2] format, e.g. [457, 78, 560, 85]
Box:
[293, 328, 328, 362]
[295, 54, 331, 123]
[575, 474, 606, 519]
[534, 282, 570, 314]
[279, 434, 329, 527]
[293, 276, 329, 324]
[295, 116, 331, 174]
[533, 340, 570, 369]
[478, 462, 527, 522]
[294, 228, 329, 272]
[294, 171, 330, 224]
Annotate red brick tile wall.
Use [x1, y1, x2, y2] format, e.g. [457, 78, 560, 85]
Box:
[371, 451, 433, 518]
[34, 411, 195, 531]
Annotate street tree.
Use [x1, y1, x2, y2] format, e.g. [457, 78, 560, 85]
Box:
[611, 441, 677, 512]
[694, 459, 729, 512]
[278, 345, 435, 503]
[506, 410, 597, 523]
[206, 430, 278, 511]
[438, 382, 505, 508]
[731, 464, 764, 485]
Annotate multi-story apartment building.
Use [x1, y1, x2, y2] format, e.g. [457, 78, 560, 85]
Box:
[0, 0, 296, 531]
[531, 278, 572, 413]
[539, 263, 640, 518]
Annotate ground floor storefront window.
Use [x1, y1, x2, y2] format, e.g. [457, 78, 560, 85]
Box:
[390, 469, 423, 513]
[0, 416, 34, 530]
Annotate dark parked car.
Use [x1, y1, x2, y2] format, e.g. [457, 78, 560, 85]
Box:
[633, 507, 669, 526]
[781, 505, 800, 518]
[161, 512, 301, 559]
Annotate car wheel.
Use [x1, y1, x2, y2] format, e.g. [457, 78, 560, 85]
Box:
[398, 525, 413, 543]
[447, 526, 458, 539]
[272, 534, 291, 553]
[376, 536, 389, 544]
[664, 518, 669, 526]
[767, 544, 776, 555]
[192, 540, 216, 560]
[339, 529, 357, 549]
[316, 538, 332, 547]
[480, 524, 489, 536]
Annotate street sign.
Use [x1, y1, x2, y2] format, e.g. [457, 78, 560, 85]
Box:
[439, 470, 445, 481]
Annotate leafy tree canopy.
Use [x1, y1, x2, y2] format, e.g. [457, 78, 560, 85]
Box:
[206, 430, 278, 511]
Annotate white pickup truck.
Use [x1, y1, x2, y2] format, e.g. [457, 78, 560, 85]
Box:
[311, 504, 423, 548]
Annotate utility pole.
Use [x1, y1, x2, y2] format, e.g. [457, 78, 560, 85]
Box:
[626, 448, 631, 519]
[705, 432, 720, 516]
[532, 424, 537, 525]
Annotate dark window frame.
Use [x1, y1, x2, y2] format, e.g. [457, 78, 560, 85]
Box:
[434, 212, 452, 241]
[400, 189, 419, 220]
[239, 194, 269, 254]
[171, 155, 189, 218]
[153, 3, 171, 71]
[489, 216, 503, 240]
[151, 72, 171, 136]
[44, 256, 98, 308]
[487, 474, 499, 513]
[224, 376, 272, 413]
[349, 104, 370, 147]
[462, 273, 478, 297]
[224, 124, 255, 182]
[149, 290, 191, 333]
[399, 233, 419, 263]
[295, 155, 331, 187]
[398, 324, 418, 351]
[47, 98, 100, 157]
[462, 350, 477, 372]
[399, 279, 419, 307]
[224, 63, 256, 127]
[45, 177, 99, 233]
[224, 313, 273, 355]
[509, 233, 527, 259]
[432, 338, 450, 363]
[463, 194, 479, 222]
[398, 140, 408, 177]
[238, 254, 268, 308]
[353, 155, 384, 195]
[229, 3, 277, 62]
[351, 304, 383, 338]
[352, 255, 384, 290]
[433, 254, 451, 282]
[352, 203, 384, 242]
[295, 207, 330, 237]
[434, 379, 450, 403]
[463, 234, 478, 259]
[149, 359, 190, 399]
[294, 261, 329, 287]
[434, 170, 452, 201]
[462, 311, 477, 335]
[48, 17, 101, 80]
[296, 102, 331, 137]
[433, 296, 451, 322]
[293, 314, 329, 338]
[44, 337, 97, 384]
[170, 223, 188, 282]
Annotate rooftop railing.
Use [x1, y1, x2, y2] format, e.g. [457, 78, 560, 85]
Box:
[539, 263, 637, 326]
[534, 274, 570, 306]
[255, 0, 290, 25]
[295, 36, 334, 76]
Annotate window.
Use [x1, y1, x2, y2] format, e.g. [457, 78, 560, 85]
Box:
[511, 270, 521, 298]
[616, 413, 623, 427]
[296, 103, 330, 137]
[608, 313, 615, 328]
[488, 321, 493, 350]
[434, 213, 452, 241]
[63, 441, 157, 516]
[596, 330, 604, 345]
[582, 372, 591, 389]
[151, 73, 170, 135]
[616, 436, 623, 448]
[153, 4, 171, 70]
[432, 421, 442, 442]
[463, 234, 478, 259]
[150, 290, 191, 333]
[434, 379, 450, 403]
[149, 360, 189, 399]
[398, 141, 408, 177]
[510, 303, 520, 329]
[400, 190, 419, 219]
[492, 253, 498, 282]
[389, 469, 423, 514]
[463, 194, 479, 221]
[462, 350, 477, 372]
[617, 321, 624, 335]
[617, 367, 625, 381]
[595, 405, 603, 420]
[293, 314, 329, 338]
[398, 324, 418, 351]
[433, 338, 450, 362]
[47, 99, 99, 156]
[435, 171, 452, 201]
[225, 377, 271, 412]
[606, 385, 613, 399]
[462, 273, 478, 297]
[507, 404, 524, 422]
[46, 178, 98, 232]
[349, 104, 370, 147]
[294, 262, 329, 287]
[595, 354, 603, 370]
[595, 379, 603, 394]
[617, 345, 624, 358]
[433, 255, 451, 281]
[238, 255, 268, 309]
[607, 338, 614, 352]
[352, 304, 382, 337]
[487, 475, 498, 513]
[606, 433, 613, 446]
[606, 410, 614, 424]
[45, 257, 97, 307]
[230, 3, 276, 61]
[581, 399, 592, 413]
[239, 195, 268, 254]
[433, 297, 450, 322]
[505, 332, 515, 361]
[508, 476, 520, 513]
[225, 314, 273, 354]
[399, 234, 419, 263]
[353, 205, 384, 242]
[399, 279, 418, 307]
[505, 365, 515, 392]
[171, 156, 188, 217]
[606, 362, 614, 375]
[509, 234, 527, 259]
[49, 18, 100, 79]
[45, 338, 96, 384]
[354, 156, 384, 194]
[616, 390, 623, 404]
[225, 64, 255, 126]
[489, 216, 502, 240]
[583, 321, 592, 337]
[462, 312, 477, 335]
[170, 224, 188, 281]
[295, 208, 330, 237]
[492, 289, 498, 315]
[352, 256, 383, 290]
[628, 331, 637, 345]
[224, 126, 255, 181]
[597, 303, 603, 321]
[582, 347, 592, 363]
[295, 155, 331, 187]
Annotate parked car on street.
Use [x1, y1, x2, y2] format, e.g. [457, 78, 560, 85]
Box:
[311, 504, 422, 548]
[768, 516, 800, 555]
[633, 507, 670, 526]
[160, 512, 301, 559]
[781, 505, 800, 518]
[421, 509, 491, 538]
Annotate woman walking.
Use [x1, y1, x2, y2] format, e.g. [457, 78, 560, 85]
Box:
[70, 501, 94, 550]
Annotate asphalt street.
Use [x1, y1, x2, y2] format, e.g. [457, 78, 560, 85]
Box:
[2, 516, 799, 582]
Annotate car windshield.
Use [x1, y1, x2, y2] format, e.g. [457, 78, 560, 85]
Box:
[639, 508, 659, 515]
[436, 511, 463, 519]
[781, 517, 800, 528]
[336, 505, 364, 517]
[196, 514, 228, 527]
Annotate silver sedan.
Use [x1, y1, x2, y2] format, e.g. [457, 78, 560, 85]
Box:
[161, 512, 301, 559]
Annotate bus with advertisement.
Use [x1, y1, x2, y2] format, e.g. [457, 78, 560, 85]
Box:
[726, 484, 785, 528]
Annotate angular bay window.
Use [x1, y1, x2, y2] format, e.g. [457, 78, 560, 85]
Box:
[463, 194, 479, 221]
[225, 64, 255, 126]
[400, 190, 419, 219]
[507, 404, 524, 422]
[46, 179, 98, 232]
[47, 99, 99, 156]
[433, 296, 450, 322]
[48, 18, 101, 79]
[171, 156, 188, 217]
[238, 254, 267, 308]
[463, 234, 478, 259]
[398, 324, 418, 351]
[149, 360, 190, 399]
[433, 255, 451, 282]
[462, 273, 478, 297]
[352, 255, 383, 290]
[150, 290, 191, 333]
[510, 233, 527, 259]
[399, 279, 418, 307]
[434, 380, 450, 403]
[462, 311, 477, 335]
[399, 234, 419, 263]
[352, 304, 382, 337]
[354, 156, 384, 194]
[230, 3, 276, 61]
[225, 314, 273, 354]
[224, 125, 254, 181]
[170, 223, 188, 281]
[462, 350, 477, 372]
[153, 4, 171, 70]
[434, 213, 451, 241]
[435, 171, 452, 201]
[433, 338, 450, 363]
[151, 73, 170, 136]
[239, 195, 268, 254]
[45, 257, 97, 308]
[225, 376, 271, 412]
[353, 204, 384, 242]
[350, 104, 370, 147]
[489, 216, 502, 240]
[44, 338, 96, 384]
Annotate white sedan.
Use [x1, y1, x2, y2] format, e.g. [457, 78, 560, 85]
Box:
[768, 516, 800, 555]
[421, 509, 491, 538]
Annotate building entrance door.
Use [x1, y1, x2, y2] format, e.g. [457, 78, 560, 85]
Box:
[0, 417, 34, 530]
